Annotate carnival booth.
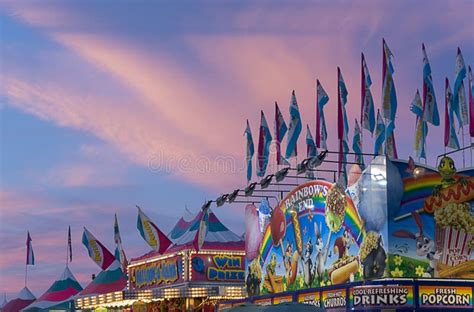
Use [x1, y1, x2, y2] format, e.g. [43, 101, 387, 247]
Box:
[123, 208, 246, 311]
[74, 260, 128, 311]
[225, 156, 474, 311]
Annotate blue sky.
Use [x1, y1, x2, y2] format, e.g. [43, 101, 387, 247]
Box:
[0, 0, 473, 298]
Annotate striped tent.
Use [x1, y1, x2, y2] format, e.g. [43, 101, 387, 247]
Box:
[76, 260, 127, 297]
[168, 209, 243, 252]
[0, 294, 8, 310]
[2, 288, 35, 312]
[22, 267, 82, 311]
[133, 209, 243, 261]
[168, 207, 195, 241]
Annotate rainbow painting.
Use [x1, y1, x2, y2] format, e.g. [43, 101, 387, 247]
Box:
[258, 180, 364, 265]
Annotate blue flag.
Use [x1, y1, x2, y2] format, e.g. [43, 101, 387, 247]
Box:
[306, 125, 317, 179]
[316, 80, 329, 149]
[352, 119, 364, 167]
[306, 125, 317, 158]
[257, 111, 272, 177]
[382, 39, 398, 122]
[244, 120, 255, 182]
[361, 53, 375, 133]
[411, 90, 427, 159]
[285, 90, 302, 159]
[453, 47, 468, 126]
[421, 44, 440, 126]
[445, 78, 460, 149]
[374, 110, 385, 155]
[338, 68, 349, 177]
[274, 102, 289, 165]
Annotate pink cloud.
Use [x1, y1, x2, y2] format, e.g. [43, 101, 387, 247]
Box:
[2, 0, 473, 190]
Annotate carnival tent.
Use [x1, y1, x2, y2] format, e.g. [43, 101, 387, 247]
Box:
[22, 267, 82, 311]
[76, 260, 127, 297]
[0, 294, 8, 311]
[2, 287, 35, 312]
[168, 206, 195, 241]
[133, 208, 244, 261]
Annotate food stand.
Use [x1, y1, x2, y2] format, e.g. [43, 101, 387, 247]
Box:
[221, 156, 474, 311]
[124, 209, 246, 311]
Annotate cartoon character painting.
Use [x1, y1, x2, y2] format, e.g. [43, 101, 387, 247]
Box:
[389, 156, 474, 279]
[392, 212, 441, 277]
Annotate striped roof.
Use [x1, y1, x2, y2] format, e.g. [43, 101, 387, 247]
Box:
[2, 288, 35, 312]
[168, 207, 195, 241]
[132, 209, 244, 262]
[77, 260, 127, 297]
[22, 267, 82, 311]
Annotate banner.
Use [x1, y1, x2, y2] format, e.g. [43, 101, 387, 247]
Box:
[297, 290, 321, 307]
[129, 256, 183, 289]
[191, 254, 245, 283]
[418, 285, 473, 309]
[253, 297, 272, 305]
[322, 288, 347, 311]
[349, 285, 414, 310]
[273, 294, 293, 304]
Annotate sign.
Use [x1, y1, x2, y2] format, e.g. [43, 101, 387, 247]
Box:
[191, 254, 245, 283]
[388, 159, 474, 280]
[418, 285, 473, 309]
[129, 256, 182, 289]
[349, 285, 414, 310]
[253, 297, 272, 305]
[322, 288, 347, 310]
[246, 180, 368, 296]
[273, 295, 293, 304]
[298, 291, 321, 307]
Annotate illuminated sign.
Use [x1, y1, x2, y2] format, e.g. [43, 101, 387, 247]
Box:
[298, 291, 321, 307]
[130, 257, 182, 289]
[191, 254, 245, 283]
[418, 285, 473, 309]
[208, 255, 245, 282]
[253, 297, 272, 305]
[273, 295, 293, 304]
[349, 285, 414, 310]
[322, 288, 346, 310]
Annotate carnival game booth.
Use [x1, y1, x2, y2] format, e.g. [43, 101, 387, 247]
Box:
[74, 260, 128, 311]
[234, 156, 474, 311]
[124, 208, 246, 311]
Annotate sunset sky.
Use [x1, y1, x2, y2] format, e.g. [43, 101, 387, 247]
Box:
[0, 0, 473, 298]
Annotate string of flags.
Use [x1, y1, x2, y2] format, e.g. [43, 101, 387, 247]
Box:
[243, 39, 473, 182]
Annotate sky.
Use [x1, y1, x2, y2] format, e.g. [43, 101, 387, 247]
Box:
[0, 0, 473, 299]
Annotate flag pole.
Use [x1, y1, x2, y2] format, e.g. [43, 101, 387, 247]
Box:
[461, 125, 466, 167]
[24, 261, 28, 287]
[66, 228, 69, 267]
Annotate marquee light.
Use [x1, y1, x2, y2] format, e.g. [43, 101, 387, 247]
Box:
[297, 158, 310, 174]
[260, 174, 274, 189]
[216, 194, 229, 207]
[227, 189, 239, 203]
[244, 182, 257, 196]
[275, 167, 290, 182]
[307, 150, 328, 169]
[201, 200, 212, 211]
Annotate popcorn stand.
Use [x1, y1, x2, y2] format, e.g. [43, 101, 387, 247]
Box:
[223, 156, 474, 311]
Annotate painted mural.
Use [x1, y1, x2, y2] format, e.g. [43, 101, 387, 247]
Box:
[245, 156, 474, 297]
[388, 156, 474, 279]
[245, 157, 394, 296]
